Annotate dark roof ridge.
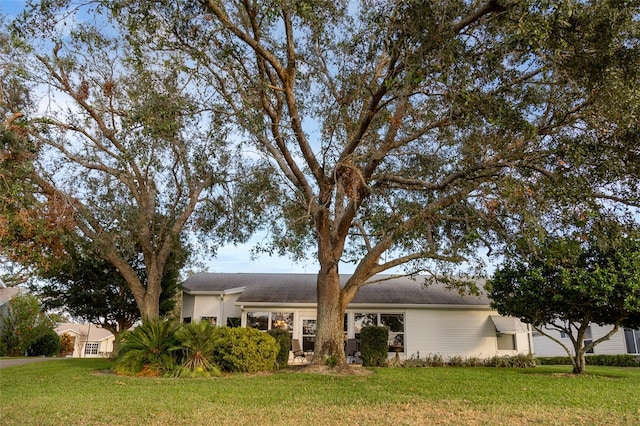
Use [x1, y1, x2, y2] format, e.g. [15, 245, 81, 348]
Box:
[181, 272, 488, 306]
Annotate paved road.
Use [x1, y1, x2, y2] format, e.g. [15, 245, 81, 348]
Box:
[0, 357, 61, 368]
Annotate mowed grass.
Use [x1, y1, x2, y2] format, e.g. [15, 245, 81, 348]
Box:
[1, 359, 639, 425]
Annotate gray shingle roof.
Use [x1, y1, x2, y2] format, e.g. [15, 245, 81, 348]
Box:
[181, 273, 489, 306]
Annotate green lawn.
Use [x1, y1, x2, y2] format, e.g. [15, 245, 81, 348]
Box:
[1, 359, 639, 425]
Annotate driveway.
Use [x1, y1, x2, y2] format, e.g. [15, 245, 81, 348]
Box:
[0, 357, 61, 368]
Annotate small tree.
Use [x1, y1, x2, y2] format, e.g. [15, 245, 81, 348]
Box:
[0, 293, 53, 356]
[27, 329, 60, 356]
[489, 228, 640, 374]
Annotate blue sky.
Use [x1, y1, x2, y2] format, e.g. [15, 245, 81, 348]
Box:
[1, 1, 24, 16]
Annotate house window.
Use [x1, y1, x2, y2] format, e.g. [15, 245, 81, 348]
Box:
[84, 342, 99, 355]
[302, 319, 317, 352]
[497, 334, 516, 351]
[354, 313, 406, 352]
[624, 329, 640, 354]
[381, 314, 405, 352]
[354, 313, 377, 337]
[247, 312, 270, 330]
[271, 312, 294, 331]
[183, 317, 192, 324]
[583, 326, 594, 354]
[201, 316, 217, 325]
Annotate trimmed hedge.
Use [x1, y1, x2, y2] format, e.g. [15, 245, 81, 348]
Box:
[267, 329, 291, 368]
[537, 354, 640, 367]
[211, 327, 279, 373]
[360, 326, 389, 367]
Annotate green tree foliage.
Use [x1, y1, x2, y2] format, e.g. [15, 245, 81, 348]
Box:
[0, 293, 54, 356]
[488, 224, 640, 374]
[16, 1, 640, 364]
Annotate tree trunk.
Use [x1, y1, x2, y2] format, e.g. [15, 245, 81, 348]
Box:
[138, 286, 161, 320]
[572, 333, 587, 374]
[572, 350, 586, 374]
[312, 265, 347, 365]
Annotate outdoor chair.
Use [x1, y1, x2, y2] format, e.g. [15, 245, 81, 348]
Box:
[345, 338, 360, 363]
[291, 339, 307, 363]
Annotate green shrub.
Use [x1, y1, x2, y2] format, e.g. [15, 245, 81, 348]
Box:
[486, 353, 536, 368]
[534, 355, 640, 367]
[27, 329, 61, 357]
[536, 356, 571, 365]
[211, 327, 278, 373]
[267, 329, 291, 368]
[585, 354, 640, 367]
[423, 353, 446, 367]
[448, 355, 484, 367]
[359, 326, 389, 367]
[114, 319, 181, 377]
[175, 320, 221, 377]
[324, 355, 338, 368]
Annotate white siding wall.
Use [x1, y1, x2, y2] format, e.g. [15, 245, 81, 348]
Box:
[404, 308, 527, 358]
[221, 294, 242, 323]
[64, 332, 114, 358]
[187, 293, 243, 325]
[186, 296, 533, 360]
[533, 324, 627, 356]
[181, 294, 195, 320]
[193, 295, 221, 322]
[515, 330, 532, 355]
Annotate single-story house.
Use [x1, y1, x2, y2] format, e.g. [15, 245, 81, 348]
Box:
[532, 324, 640, 357]
[181, 273, 532, 362]
[55, 323, 115, 358]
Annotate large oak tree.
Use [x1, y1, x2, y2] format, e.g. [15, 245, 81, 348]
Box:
[14, 1, 640, 364]
[4, 8, 271, 319]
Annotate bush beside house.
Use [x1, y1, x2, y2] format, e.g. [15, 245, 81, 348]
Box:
[267, 328, 292, 368]
[360, 326, 389, 367]
[114, 319, 279, 377]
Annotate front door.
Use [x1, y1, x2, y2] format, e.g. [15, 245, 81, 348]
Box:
[300, 316, 317, 353]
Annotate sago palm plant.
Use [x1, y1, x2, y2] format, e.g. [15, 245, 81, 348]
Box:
[174, 320, 221, 377]
[113, 319, 181, 377]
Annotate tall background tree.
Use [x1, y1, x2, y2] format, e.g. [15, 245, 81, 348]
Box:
[488, 221, 640, 374]
[0, 292, 55, 356]
[3, 7, 272, 319]
[12, 1, 640, 364]
[1, 16, 65, 287]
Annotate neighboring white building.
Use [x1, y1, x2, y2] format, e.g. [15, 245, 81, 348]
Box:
[532, 324, 640, 357]
[0, 287, 25, 337]
[0, 287, 24, 318]
[181, 273, 532, 362]
[55, 323, 115, 358]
